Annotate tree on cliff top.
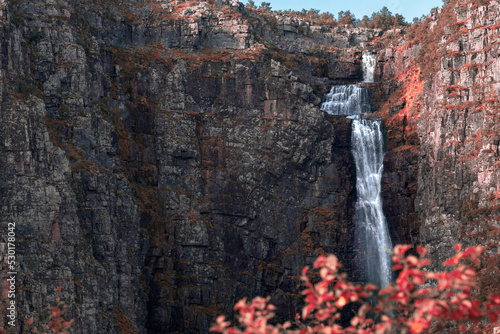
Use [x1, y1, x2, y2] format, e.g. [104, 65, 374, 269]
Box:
[337, 10, 355, 26]
[368, 6, 407, 30]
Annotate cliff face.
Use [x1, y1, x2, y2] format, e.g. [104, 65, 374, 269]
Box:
[375, 44, 422, 249]
[1, 0, 499, 333]
[374, 0, 500, 306]
[414, 2, 500, 299]
[0, 1, 369, 332]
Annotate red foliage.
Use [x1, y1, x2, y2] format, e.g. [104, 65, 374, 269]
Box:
[24, 288, 74, 333]
[211, 245, 500, 334]
[446, 84, 468, 92]
[487, 23, 500, 31]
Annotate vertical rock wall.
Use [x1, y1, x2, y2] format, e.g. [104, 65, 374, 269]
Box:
[415, 3, 500, 297]
[373, 1, 500, 315]
[3, 0, 498, 332]
[369, 43, 422, 248]
[0, 0, 368, 332]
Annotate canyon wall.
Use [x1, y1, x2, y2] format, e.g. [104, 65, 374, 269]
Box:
[1, 0, 499, 333]
[0, 0, 368, 332]
[415, 2, 500, 298]
[375, 0, 500, 306]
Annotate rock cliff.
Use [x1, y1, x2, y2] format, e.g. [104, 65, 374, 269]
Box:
[1, 0, 499, 333]
[374, 0, 500, 312]
[414, 2, 500, 301]
[0, 0, 367, 332]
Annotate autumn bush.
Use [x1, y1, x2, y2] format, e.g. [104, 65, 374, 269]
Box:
[0, 290, 73, 333]
[211, 244, 500, 334]
[24, 288, 74, 334]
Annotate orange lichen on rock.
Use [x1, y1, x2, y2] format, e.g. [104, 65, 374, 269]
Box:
[397, 67, 423, 117]
[381, 66, 424, 126]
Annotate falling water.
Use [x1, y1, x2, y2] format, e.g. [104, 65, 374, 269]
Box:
[320, 85, 371, 115]
[321, 52, 392, 287]
[362, 51, 376, 83]
[351, 119, 392, 288]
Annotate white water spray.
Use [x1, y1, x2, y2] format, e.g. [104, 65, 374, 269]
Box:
[351, 118, 392, 288]
[362, 51, 376, 83]
[322, 52, 392, 287]
[320, 85, 371, 115]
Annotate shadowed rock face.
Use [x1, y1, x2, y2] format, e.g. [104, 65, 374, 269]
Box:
[0, 1, 365, 332]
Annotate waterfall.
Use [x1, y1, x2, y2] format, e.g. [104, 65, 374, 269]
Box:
[351, 119, 392, 288]
[320, 85, 371, 115]
[321, 52, 392, 287]
[362, 51, 376, 83]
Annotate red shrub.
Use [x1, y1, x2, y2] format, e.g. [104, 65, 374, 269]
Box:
[212, 245, 500, 334]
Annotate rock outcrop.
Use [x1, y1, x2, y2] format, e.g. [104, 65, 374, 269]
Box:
[414, 3, 500, 300]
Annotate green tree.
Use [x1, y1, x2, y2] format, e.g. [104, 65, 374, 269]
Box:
[392, 13, 406, 27]
[360, 15, 370, 28]
[369, 6, 392, 30]
[369, 6, 407, 30]
[318, 12, 336, 26]
[338, 10, 355, 26]
[260, 2, 271, 10]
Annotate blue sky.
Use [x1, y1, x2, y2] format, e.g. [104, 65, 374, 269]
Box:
[246, 0, 445, 22]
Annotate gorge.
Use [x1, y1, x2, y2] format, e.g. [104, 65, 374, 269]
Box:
[0, 0, 499, 333]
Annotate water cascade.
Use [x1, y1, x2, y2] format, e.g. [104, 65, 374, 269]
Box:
[351, 119, 392, 288]
[362, 52, 376, 83]
[320, 85, 371, 115]
[321, 52, 393, 287]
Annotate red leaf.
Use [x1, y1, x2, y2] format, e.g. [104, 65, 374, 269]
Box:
[52, 308, 60, 317]
[410, 321, 426, 333]
[444, 255, 461, 266]
[489, 312, 498, 323]
[379, 286, 393, 295]
[234, 298, 247, 310]
[491, 294, 500, 304]
[414, 289, 430, 296]
[394, 245, 412, 255]
[302, 304, 314, 319]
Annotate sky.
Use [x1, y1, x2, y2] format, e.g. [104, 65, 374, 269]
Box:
[246, 0, 445, 23]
